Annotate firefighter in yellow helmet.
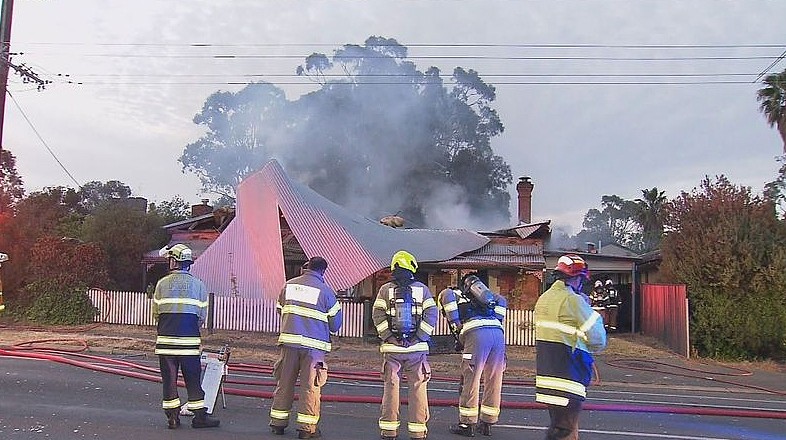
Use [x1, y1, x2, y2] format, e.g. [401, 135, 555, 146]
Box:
[372, 250, 438, 440]
[534, 254, 606, 439]
[152, 244, 219, 429]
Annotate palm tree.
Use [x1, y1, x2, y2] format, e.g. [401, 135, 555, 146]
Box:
[634, 187, 667, 252]
[757, 69, 786, 153]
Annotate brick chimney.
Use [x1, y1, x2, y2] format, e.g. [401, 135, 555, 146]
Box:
[191, 199, 212, 217]
[516, 176, 534, 224]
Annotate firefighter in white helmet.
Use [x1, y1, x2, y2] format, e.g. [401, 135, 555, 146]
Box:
[438, 273, 507, 437]
[372, 250, 438, 440]
[0, 252, 8, 313]
[534, 254, 606, 439]
[152, 244, 219, 429]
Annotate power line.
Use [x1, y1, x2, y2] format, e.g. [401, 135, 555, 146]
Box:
[753, 47, 786, 83]
[6, 89, 81, 188]
[12, 42, 786, 49]
[37, 54, 786, 61]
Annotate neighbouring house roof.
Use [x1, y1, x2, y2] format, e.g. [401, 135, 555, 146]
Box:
[426, 241, 545, 269]
[191, 160, 490, 298]
[142, 232, 220, 263]
[483, 221, 551, 240]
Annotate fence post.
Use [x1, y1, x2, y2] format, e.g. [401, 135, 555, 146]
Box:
[207, 292, 215, 334]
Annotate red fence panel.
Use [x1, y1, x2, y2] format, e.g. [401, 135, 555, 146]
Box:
[640, 284, 689, 357]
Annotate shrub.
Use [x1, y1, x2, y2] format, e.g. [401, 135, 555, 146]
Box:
[24, 280, 98, 325]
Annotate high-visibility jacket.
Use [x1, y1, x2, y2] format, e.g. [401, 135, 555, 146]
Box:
[438, 288, 506, 339]
[276, 269, 343, 353]
[152, 270, 209, 356]
[534, 279, 606, 407]
[373, 279, 437, 354]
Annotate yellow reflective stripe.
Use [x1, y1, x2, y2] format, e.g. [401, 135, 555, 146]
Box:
[186, 400, 205, 410]
[419, 320, 434, 335]
[379, 419, 400, 431]
[580, 311, 601, 333]
[278, 333, 331, 351]
[153, 297, 208, 308]
[536, 376, 586, 397]
[270, 409, 290, 420]
[162, 398, 181, 409]
[460, 318, 502, 334]
[536, 393, 570, 406]
[0, 304, 5, 311]
[156, 336, 201, 345]
[494, 306, 506, 317]
[327, 302, 342, 317]
[297, 412, 319, 425]
[536, 320, 587, 341]
[155, 348, 201, 356]
[376, 320, 390, 332]
[459, 406, 478, 416]
[408, 422, 427, 433]
[480, 405, 500, 416]
[422, 297, 436, 309]
[373, 298, 388, 310]
[281, 304, 328, 322]
[379, 341, 429, 353]
[442, 301, 458, 312]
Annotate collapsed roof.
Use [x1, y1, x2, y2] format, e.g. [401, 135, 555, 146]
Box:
[191, 160, 489, 298]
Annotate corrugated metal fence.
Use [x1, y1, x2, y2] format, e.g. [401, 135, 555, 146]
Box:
[87, 289, 536, 346]
[640, 284, 690, 358]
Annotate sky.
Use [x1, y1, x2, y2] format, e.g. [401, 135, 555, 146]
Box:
[4, 0, 785, 234]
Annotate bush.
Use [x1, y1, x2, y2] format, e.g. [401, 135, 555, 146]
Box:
[24, 280, 98, 325]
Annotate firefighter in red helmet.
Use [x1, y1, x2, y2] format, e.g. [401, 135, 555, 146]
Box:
[534, 254, 606, 439]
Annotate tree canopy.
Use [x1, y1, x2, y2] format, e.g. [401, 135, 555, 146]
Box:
[180, 36, 512, 228]
[757, 68, 786, 152]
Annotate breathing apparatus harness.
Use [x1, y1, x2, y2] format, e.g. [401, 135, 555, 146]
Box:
[387, 268, 423, 343]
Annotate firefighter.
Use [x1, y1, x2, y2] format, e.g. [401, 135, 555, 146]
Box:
[534, 254, 606, 440]
[372, 250, 438, 440]
[152, 244, 220, 429]
[269, 256, 343, 439]
[605, 279, 621, 331]
[0, 252, 7, 313]
[590, 280, 609, 324]
[438, 273, 507, 437]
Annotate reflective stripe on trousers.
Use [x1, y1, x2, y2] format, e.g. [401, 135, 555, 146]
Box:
[379, 352, 431, 439]
[269, 346, 327, 434]
[458, 327, 505, 424]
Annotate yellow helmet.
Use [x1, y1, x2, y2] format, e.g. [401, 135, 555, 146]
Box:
[159, 244, 193, 262]
[390, 250, 418, 273]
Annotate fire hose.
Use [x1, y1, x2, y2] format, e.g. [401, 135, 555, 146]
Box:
[1, 341, 785, 420]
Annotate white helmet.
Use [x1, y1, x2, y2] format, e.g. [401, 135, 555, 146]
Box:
[159, 244, 193, 262]
[605, 279, 613, 286]
[594, 280, 603, 288]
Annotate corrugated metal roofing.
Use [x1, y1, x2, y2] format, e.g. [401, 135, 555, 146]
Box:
[191, 160, 489, 298]
[427, 242, 545, 269]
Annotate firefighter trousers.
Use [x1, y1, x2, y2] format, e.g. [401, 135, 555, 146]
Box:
[269, 346, 328, 434]
[458, 327, 506, 425]
[545, 399, 582, 440]
[379, 351, 431, 439]
[159, 354, 206, 412]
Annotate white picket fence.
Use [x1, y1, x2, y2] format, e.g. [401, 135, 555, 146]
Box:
[87, 289, 535, 346]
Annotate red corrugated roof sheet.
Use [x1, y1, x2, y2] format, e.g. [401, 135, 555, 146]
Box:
[191, 160, 489, 298]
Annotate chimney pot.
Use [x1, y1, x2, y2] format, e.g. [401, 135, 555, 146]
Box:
[191, 200, 213, 217]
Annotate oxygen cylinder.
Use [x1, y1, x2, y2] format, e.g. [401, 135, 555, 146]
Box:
[393, 298, 414, 337]
[462, 275, 496, 312]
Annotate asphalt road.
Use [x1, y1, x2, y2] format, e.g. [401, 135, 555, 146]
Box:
[1, 355, 785, 440]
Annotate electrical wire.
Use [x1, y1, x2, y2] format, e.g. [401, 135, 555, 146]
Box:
[5, 90, 82, 189]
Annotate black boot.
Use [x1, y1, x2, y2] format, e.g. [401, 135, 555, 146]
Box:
[477, 421, 492, 436]
[449, 423, 475, 437]
[164, 409, 180, 429]
[191, 408, 220, 428]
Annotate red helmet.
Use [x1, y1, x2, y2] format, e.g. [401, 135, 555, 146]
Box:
[555, 254, 590, 279]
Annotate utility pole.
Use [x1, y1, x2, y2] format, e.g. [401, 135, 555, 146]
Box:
[0, 0, 14, 156]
